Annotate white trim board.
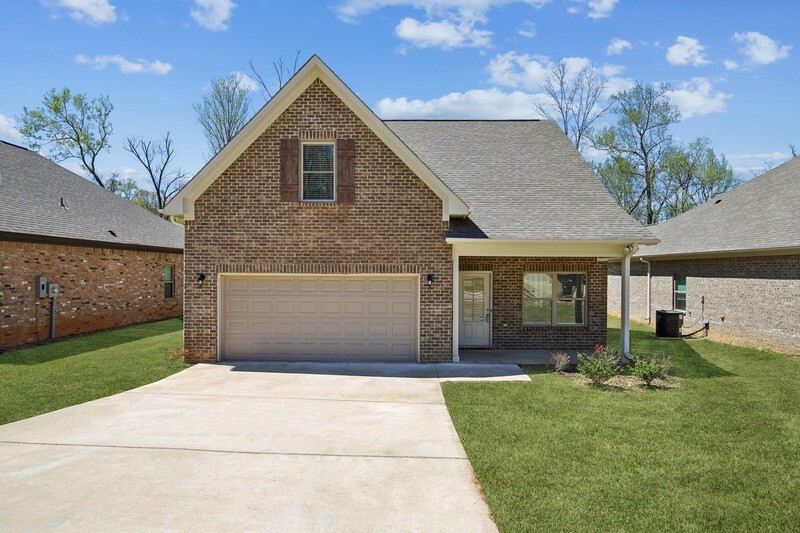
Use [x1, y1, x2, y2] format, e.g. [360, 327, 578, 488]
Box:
[164, 55, 469, 222]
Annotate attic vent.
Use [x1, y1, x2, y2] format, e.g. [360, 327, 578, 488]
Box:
[714, 199, 722, 204]
[108, 230, 117, 237]
[60, 198, 68, 210]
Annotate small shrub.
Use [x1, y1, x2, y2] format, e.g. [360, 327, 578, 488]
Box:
[550, 351, 570, 372]
[166, 348, 189, 369]
[576, 344, 620, 386]
[632, 353, 673, 387]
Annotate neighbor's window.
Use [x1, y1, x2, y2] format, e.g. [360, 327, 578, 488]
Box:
[523, 272, 586, 326]
[673, 274, 686, 311]
[164, 266, 174, 299]
[302, 142, 335, 202]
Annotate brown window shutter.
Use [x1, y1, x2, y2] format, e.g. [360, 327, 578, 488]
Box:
[279, 138, 299, 202]
[336, 138, 355, 204]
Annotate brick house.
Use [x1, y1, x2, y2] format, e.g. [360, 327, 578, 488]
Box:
[165, 56, 655, 364]
[608, 156, 800, 354]
[0, 140, 184, 350]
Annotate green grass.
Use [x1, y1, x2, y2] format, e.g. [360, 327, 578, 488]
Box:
[443, 317, 800, 532]
[0, 319, 188, 425]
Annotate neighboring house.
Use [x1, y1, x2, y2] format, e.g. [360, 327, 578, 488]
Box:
[165, 56, 655, 364]
[608, 156, 800, 354]
[0, 140, 184, 350]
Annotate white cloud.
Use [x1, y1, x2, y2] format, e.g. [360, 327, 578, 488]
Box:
[376, 88, 540, 119]
[0, 113, 24, 142]
[395, 16, 490, 48]
[666, 36, 710, 66]
[606, 38, 631, 55]
[723, 59, 739, 70]
[665, 78, 731, 118]
[75, 54, 172, 75]
[733, 31, 791, 65]
[191, 0, 236, 31]
[586, 0, 618, 18]
[48, 0, 117, 25]
[727, 151, 792, 175]
[231, 71, 260, 92]
[516, 20, 536, 38]
[335, 1, 551, 49]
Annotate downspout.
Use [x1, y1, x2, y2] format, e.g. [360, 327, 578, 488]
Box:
[620, 243, 639, 360]
[639, 258, 651, 323]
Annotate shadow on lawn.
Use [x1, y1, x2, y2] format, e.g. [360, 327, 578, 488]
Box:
[629, 330, 734, 380]
[0, 319, 182, 366]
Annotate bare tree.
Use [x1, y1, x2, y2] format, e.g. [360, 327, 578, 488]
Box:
[124, 132, 188, 216]
[532, 60, 611, 152]
[247, 49, 302, 101]
[790, 143, 797, 158]
[18, 88, 113, 187]
[193, 75, 252, 156]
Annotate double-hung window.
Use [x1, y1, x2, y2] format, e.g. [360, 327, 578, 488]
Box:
[301, 142, 335, 202]
[523, 272, 587, 326]
[164, 266, 174, 299]
[673, 274, 687, 311]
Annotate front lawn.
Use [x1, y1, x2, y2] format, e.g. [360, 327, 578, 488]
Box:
[443, 317, 800, 531]
[0, 319, 187, 425]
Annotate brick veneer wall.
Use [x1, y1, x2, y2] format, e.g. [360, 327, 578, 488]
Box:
[185, 78, 452, 363]
[0, 240, 183, 349]
[460, 257, 607, 351]
[608, 254, 800, 354]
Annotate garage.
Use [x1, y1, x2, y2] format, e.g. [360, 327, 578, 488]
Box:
[220, 275, 419, 361]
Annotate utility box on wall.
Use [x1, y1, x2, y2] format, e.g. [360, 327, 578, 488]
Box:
[36, 276, 48, 298]
[47, 282, 59, 297]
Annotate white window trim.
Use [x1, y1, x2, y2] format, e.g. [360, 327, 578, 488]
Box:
[522, 271, 587, 327]
[301, 141, 336, 203]
[673, 274, 687, 312]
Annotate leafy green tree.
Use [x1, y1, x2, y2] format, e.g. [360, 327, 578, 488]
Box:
[662, 138, 740, 219]
[593, 82, 681, 225]
[193, 75, 251, 156]
[18, 88, 113, 187]
[106, 176, 139, 200]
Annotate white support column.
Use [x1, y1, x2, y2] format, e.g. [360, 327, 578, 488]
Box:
[452, 249, 460, 362]
[621, 243, 638, 358]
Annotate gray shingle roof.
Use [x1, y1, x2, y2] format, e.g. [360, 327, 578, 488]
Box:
[638, 156, 800, 258]
[0, 141, 183, 251]
[385, 120, 656, 242]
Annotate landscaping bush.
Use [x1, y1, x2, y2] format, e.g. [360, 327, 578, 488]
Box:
[550, 351, 570, 372]
[632, 353, 673, 387]
[576, 344, 620, 386]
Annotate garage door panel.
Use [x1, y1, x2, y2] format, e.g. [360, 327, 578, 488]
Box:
[221, 275, 418, 362]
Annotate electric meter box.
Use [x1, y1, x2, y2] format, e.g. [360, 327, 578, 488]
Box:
[47, 282, 59, 297]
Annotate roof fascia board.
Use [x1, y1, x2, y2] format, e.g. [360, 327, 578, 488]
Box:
[449, 239, 642, 258]
[164, 56, 469, 221]
[0, 231, 183, 254]
[636, 246, 800, 261]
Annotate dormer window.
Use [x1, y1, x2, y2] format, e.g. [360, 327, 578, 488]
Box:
[301, 142, 335, 202]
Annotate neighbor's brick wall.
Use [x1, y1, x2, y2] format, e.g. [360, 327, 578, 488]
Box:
[0, 240, 183, 349]
[185, 78, 452, 363]
[608, 255, 800, 354]
[461, 257, 607, 351]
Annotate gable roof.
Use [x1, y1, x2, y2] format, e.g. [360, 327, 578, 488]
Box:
[0, 140, 183, 252]
[386, 120, 657, 243]
[163, 55, 469, 221]
[638, 156, 800, 258]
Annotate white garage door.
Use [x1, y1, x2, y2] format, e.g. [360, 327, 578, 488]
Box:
[220, 275, 419, 361]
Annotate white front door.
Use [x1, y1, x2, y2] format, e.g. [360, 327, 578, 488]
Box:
[459, 271, 492, 347]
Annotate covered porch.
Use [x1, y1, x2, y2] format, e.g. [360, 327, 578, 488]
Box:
[449, 239, 641, 363]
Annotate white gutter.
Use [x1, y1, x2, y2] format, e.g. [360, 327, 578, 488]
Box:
[620, 243, 639, 359]
[640, 257, 651, 323]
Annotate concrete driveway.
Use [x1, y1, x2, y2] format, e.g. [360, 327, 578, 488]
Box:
[0, 362, 528, 532]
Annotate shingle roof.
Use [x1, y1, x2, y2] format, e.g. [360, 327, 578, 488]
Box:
[0, 141, 183, 251]
[637, 156, 800, 258]
[385, 120, 656, 242]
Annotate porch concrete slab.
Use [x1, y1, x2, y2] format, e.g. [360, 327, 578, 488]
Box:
[0, 363, 498, 532]
[436, 363, 531, 382]
[460, 349, 580, 365]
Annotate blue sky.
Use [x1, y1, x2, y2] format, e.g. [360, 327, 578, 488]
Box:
[0, 0, 796, 188]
